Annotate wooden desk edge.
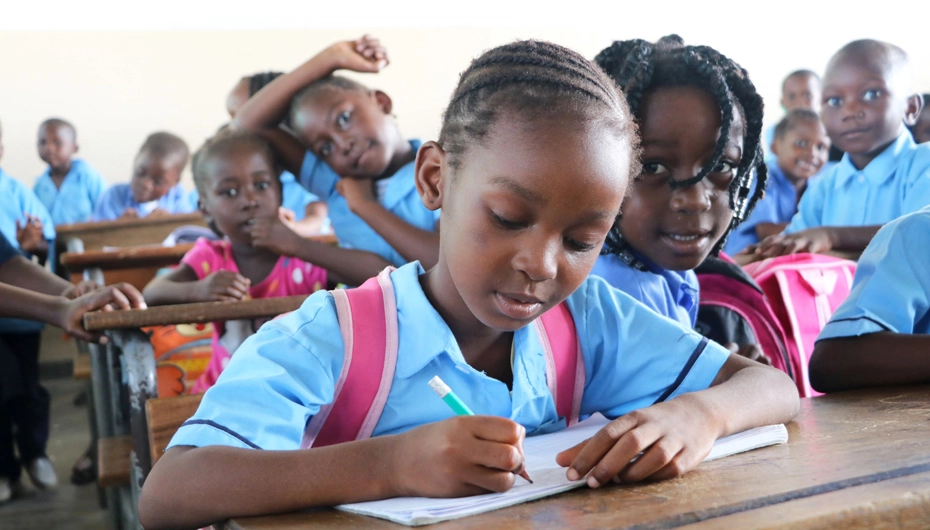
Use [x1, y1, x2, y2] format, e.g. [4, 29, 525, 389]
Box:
[83, 295, 309, 330]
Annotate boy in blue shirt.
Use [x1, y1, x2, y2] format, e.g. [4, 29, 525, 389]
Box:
[756, 40, 929, 258]
[32, 119, 108, 226]
[0, 119, 55, 262]
[93, 132, 194, 221]
[762, 70, 822, 161]
[809, 205, 930, 392]
[727, 110, 831, 256]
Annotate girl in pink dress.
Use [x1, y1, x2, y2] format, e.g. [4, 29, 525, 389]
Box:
[144, 130, 386, 392]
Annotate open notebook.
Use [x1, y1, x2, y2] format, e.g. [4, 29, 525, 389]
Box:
[338, 414, 788, 526]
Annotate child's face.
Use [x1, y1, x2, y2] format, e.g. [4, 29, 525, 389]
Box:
[782, 74, 821, 113]
[37, 123, 77, 171]
[910, 105, 930, 144]
[820, 57, 911, 164]
[772, 120, 830, 180]
[422, 116, 631, 331]
[619, 86, 743, 271]
[292, 88, 399, 180]
[198, 149, 281, 245]
[131, 152, 183, 204]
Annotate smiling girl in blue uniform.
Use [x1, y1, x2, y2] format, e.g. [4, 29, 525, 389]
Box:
[138, 40, 799, 529]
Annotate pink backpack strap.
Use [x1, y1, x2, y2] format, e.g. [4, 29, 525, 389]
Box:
[301, 267, 398, 448]
[535, 302, 585, 426]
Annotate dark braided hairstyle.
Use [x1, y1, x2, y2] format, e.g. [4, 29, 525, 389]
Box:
[439, 40, 640, 177]
[247, 71, 283, 97]
[595, 35, 767, 258]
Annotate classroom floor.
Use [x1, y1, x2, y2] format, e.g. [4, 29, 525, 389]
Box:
[0, 328, 108, 529]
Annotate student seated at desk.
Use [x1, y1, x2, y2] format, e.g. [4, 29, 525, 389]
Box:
[753, 39, 930, 258]
[138, 40, 799, 530]
[32, 118, 108, 226]
[233, 35, 440, 268]
[93, 132, 195, 221]
[0, 233, 144, 503]
[143, 130, 391, 392]
[809, 205, 930, 392]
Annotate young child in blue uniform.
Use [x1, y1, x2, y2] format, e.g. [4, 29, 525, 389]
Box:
[909, 94, 930, 144]
[234, 35, 440, 268]
[93, 132, 194, 221]
[588, 35, 768, 368]
[809, 205, 930, 392]
[726, 110, 831, 256]
[0, 232, 144, 503]
[755, 39, 930, 258]
[32, 119, 108, 226]
[0, 119, 56, 262]
[762, 70, 822, 161]
[138, 40, 799, 529]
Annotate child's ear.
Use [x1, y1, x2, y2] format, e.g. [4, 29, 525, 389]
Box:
[372, 90, 393, 115]
[770, 138, 781, 157]
[903, 94, 924, 127]
[415, 141, 445, 211]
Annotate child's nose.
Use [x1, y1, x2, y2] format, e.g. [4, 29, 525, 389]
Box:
[513, 234, 559, 282]
[670, 181, 712, 214]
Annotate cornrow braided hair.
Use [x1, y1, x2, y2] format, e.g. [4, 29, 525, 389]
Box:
[595, 35, 768, 259]
[248, 71, 283, 97]
[439, 40, 640, 176]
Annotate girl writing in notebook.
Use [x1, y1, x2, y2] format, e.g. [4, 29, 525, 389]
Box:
[139, 40, 798, 529]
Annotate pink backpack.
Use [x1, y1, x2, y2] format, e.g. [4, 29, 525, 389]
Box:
[301, 268, 585, 448]
[695, 255, 798, 382]
[742, 253, 857, 397]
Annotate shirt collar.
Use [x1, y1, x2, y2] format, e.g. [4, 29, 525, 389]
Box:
[835, 132, 916, 188]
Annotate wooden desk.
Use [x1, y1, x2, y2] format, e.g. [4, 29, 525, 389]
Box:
[54, 213, 206, 253]
[61, 243, 194, 290]
[223, 386, 930, 530]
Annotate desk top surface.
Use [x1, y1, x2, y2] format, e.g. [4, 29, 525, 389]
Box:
[223, 385, 930, 530]
[84, 295, 309, 330]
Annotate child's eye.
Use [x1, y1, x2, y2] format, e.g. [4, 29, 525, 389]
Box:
[320, 143, 333, 157]
[863, 89, 882, 101]
[491, 212, 524, 230]
[337, 110, 351, 129]
[565, 238, 597, 253]
[220, 188, 238, 197]
[795, 140, 809, 148]
[825, 96, 842, 107]
[641, 162, 669, 176]
[712, 161, 736, 174]
[255, 181, 271, 190]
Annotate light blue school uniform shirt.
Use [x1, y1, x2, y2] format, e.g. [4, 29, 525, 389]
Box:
[818, 205, 930, 340]
[0, 169, 55, 333]
[298, 140, 439, 267]
[590, 251, 699, 329]
[186, 171, 321, 221]
[33, 158, 108, 226]
[785, 133, 930, 233]
[92, 182, 195, 221]
[168, 262, 729, 451]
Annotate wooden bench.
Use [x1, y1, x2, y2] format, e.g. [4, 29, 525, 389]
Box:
[97, 435, 132, 488]
[146, 393, 203, 467]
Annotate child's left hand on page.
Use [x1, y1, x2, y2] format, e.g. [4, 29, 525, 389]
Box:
[555, 396, 719, 487]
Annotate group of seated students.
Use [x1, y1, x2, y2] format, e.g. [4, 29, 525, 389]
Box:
[0, 31, 927, 527]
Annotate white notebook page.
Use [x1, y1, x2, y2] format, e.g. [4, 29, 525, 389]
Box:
[337, 414, 788, 526]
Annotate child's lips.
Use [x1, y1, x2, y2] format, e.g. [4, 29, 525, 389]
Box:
[495, 291, 544, 320]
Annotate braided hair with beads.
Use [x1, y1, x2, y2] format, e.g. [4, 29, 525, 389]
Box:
[594, 35, 767, 262]
[438, 40, 640, 175]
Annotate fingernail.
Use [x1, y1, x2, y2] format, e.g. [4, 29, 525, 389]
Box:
[566, 469, 580, 481]
[587, 475, 600, 488]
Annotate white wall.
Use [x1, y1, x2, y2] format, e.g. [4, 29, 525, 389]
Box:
[1, 1, 927, 190]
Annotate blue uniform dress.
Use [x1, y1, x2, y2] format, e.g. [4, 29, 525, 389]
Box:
[0, 168, 56, 334]
[590, 251, 699, 329]
[32, 159, 108, 226]
[92, 183, 195, 221]
[298, 140, 440, 267]
[818, 205, 930, 340]
[786, 133, 930, 233]
[168, 262, 729, 451]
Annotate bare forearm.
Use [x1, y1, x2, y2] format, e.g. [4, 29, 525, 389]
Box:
[686, 361, 799, 439]
[826, 225, 882, 251]
[143, 280, 203, 306]
[810, 333, 930, 392]
[285, 239, 390, 286]
[0, 256, 72, 295]
[0, 284, 66, 324]
[139, 440, 399, 529]
[755, 222, 788, 241]
[349, 201, 439, 268]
